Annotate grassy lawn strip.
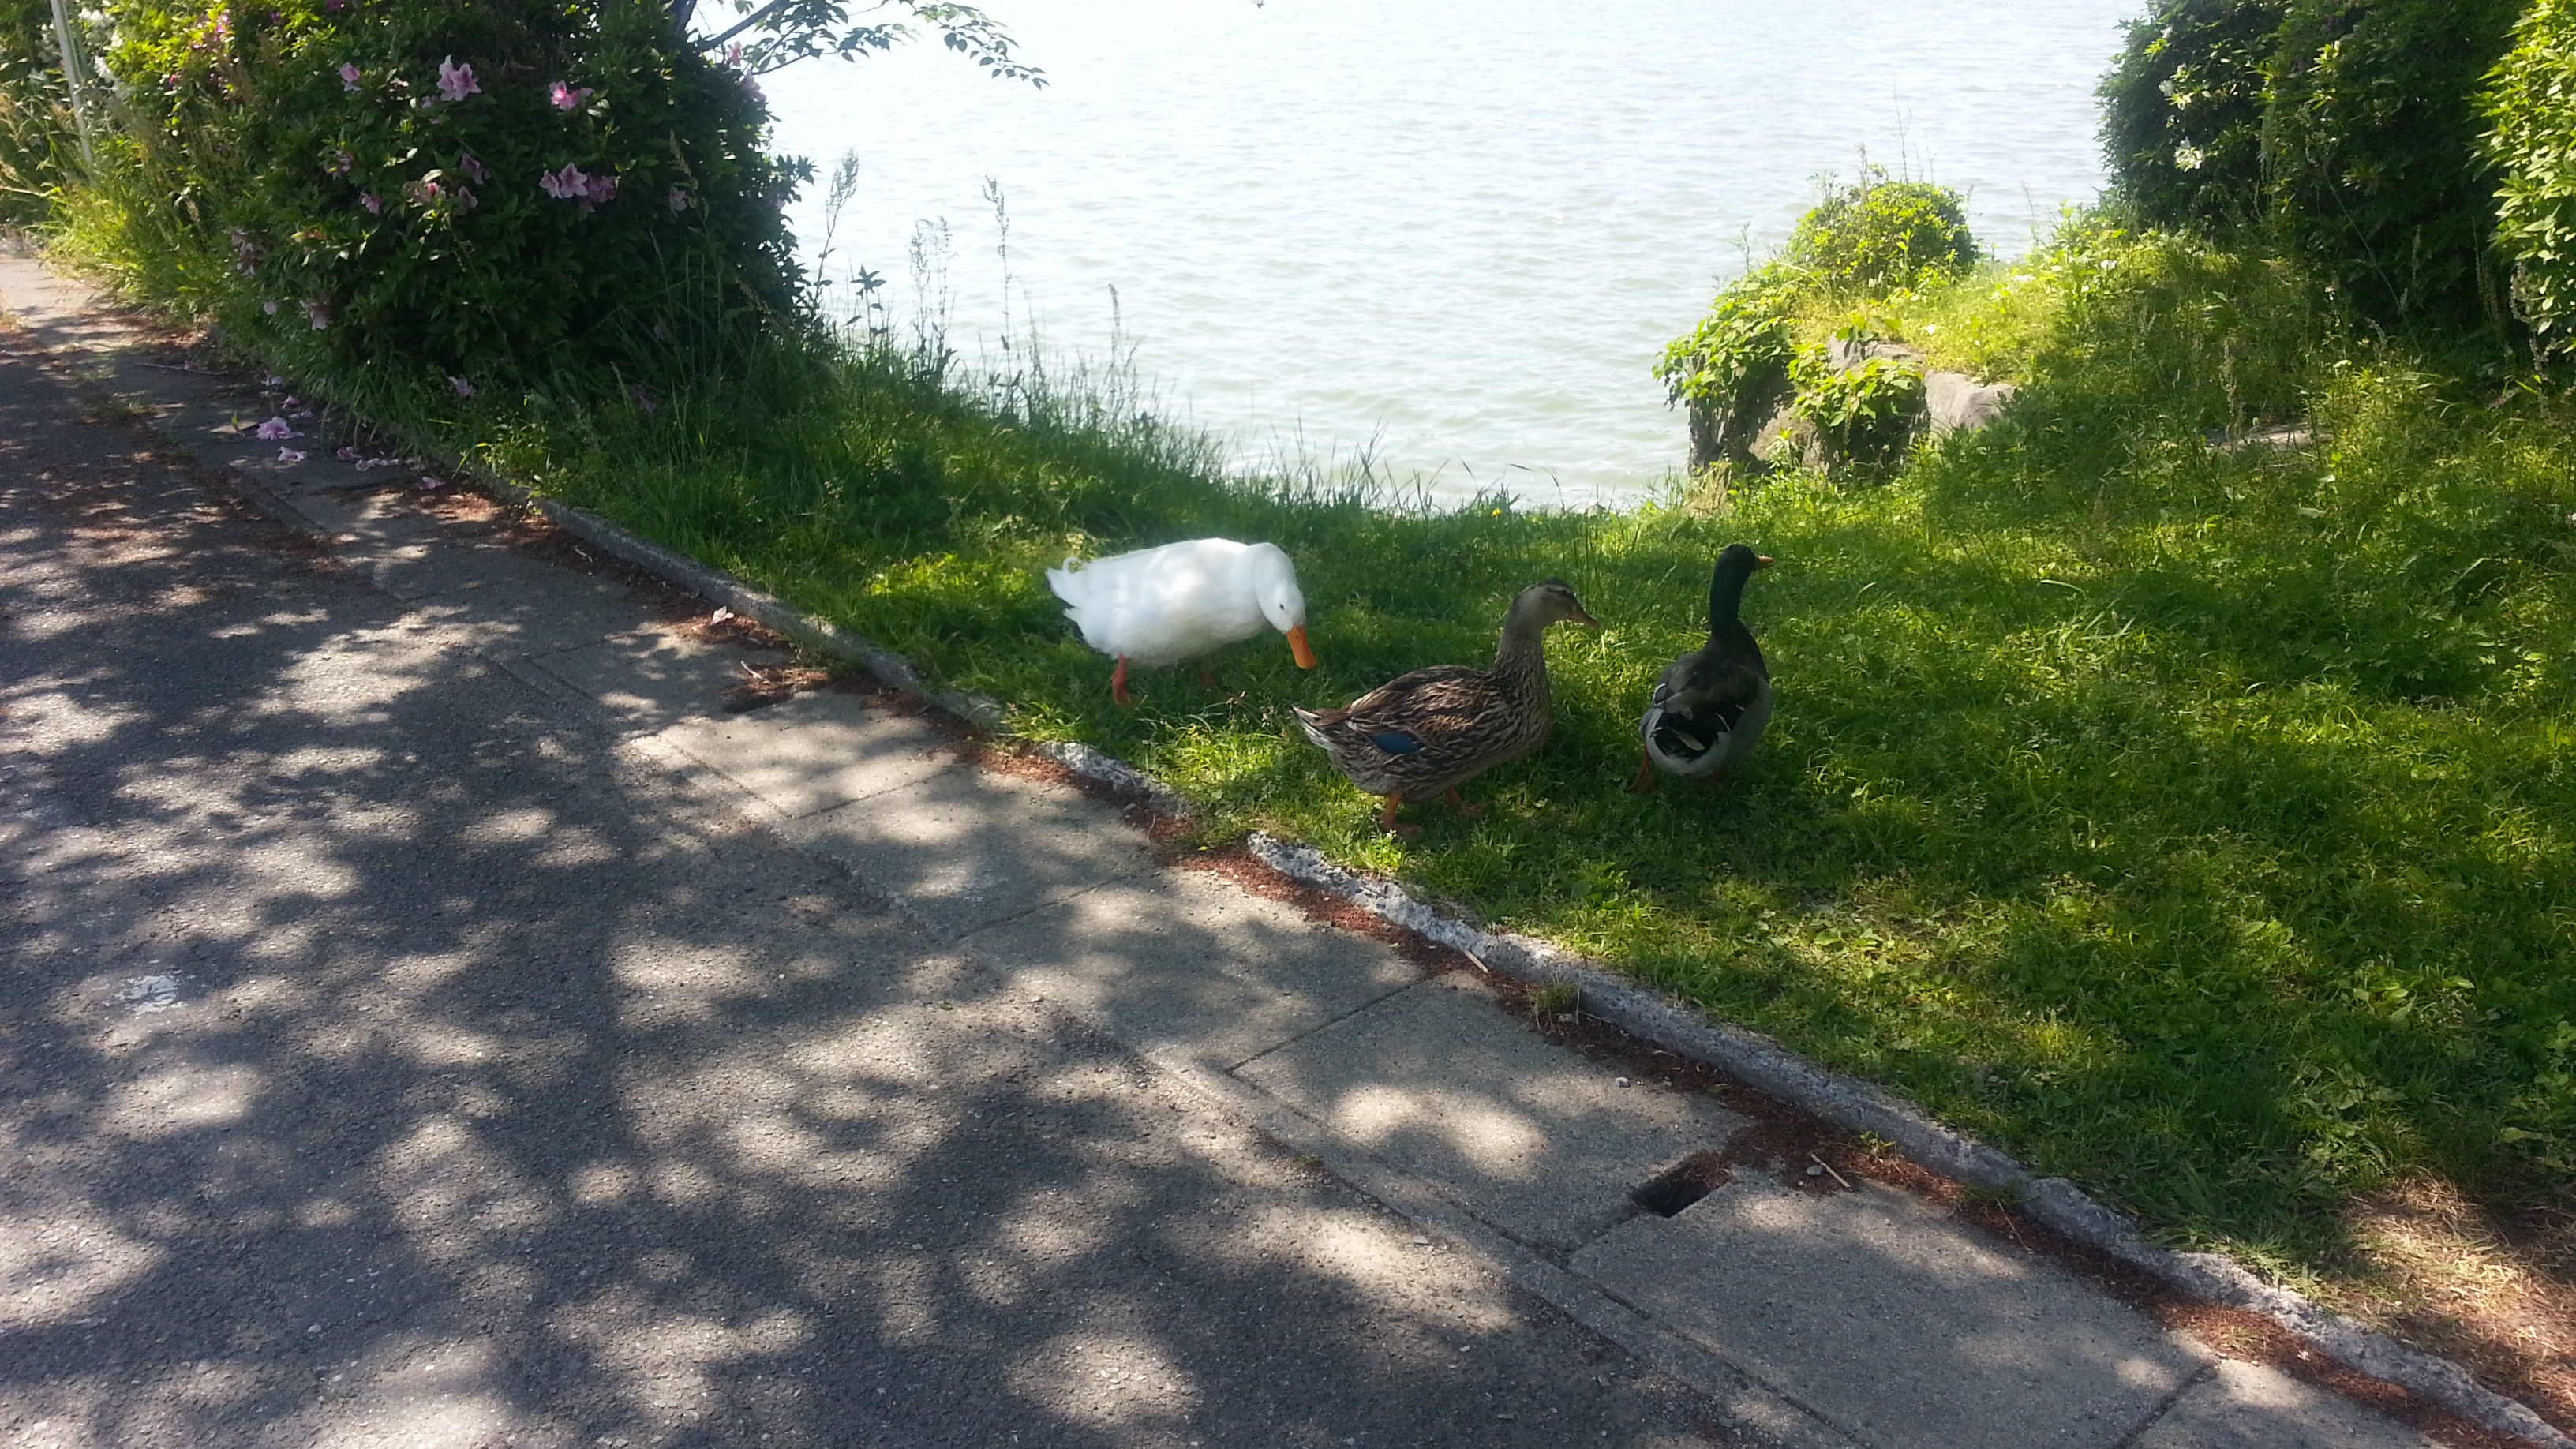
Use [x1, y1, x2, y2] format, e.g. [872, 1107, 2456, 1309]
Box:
[474, 224, 2576, 1297]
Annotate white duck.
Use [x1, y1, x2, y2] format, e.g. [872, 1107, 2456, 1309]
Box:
[1047, 537, 1318, 704]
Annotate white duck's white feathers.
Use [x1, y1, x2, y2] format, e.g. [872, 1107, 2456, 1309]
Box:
[1046, 538, 1307, 666]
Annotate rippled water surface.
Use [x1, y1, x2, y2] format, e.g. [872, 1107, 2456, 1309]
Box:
[765, 0, 2136, 504]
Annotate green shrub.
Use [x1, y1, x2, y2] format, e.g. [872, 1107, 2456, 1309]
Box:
[2098, 0, 2284, 230]
[2482, 0, 2576, 344]
[2099, 0, 2518, 331]
[1784, 170, 1978, 297]
[1788, 336, 1923, 466]
[90, 0, 806, 399]
[0, 0, 81, 223]
[1653, 259, 1803, 409]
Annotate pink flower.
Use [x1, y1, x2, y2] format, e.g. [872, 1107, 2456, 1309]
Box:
[665, 187, 691, 213]
[436, 57, 479, 103]
[538, 163, 590, 200]
[448, 376, 475, 397]
[359, 192, 381, 215]
[458, 152, 488, 183]
[453, 186, 477, 211]
[582, 173, 616, 205]
[255, 417, 298, 440]
[228, 227, 260, 273]
[338, 62, 360, 91]
[417, 475, 447, 490]
[723, 42, 745, 67]
[300, 299, 331, 331]
[262, 300, 278, 315]
[324, 148, 353, 177]
[549, 81, 593, 111]
[277, 447, 306, 463]
[336, 446, 361, 460]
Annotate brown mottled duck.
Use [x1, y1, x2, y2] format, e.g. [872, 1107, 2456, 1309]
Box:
[1294, 580, 1598, 837]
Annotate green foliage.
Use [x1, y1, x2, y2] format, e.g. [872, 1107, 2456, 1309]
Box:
[1653, 259, 1803, 408]
[2263, 0, 2520, 328]
[0, 0, 81, 223]
[2099, 0, 2520, 331]
[87, 0, 805, 398]
[1788, 340, 1923, 464]
[1784, 170, 1978, 297]
[2099, 0, 2285, 229]
[2482, 0, 2576, 342]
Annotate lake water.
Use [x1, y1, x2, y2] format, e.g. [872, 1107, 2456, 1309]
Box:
[762, 0, 2136, 506]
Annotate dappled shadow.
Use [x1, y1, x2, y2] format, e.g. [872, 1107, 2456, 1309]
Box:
[0, 344, 1728, 1447]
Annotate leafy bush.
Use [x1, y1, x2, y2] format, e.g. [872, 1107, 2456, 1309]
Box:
[1784, 170, 1978, 296]
[2262, 0, 2520, 328]
[1788, 339, 1923, 466]
[2099, 0, 2518, 331]
[92, 0, 805, 398]
[1653, 259, 1803, 409]
[2483, 0, 2576, 344]
[2098, 0, 2283, 230]
[1, 0, 81, 223]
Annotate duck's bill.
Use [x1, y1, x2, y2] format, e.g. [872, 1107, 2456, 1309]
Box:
[1754, 556, 1775, 568]
[1572, 608, 1601, 627]
[1286, 624, 1318, 669]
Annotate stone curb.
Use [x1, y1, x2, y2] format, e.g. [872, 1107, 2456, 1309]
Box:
[5, 250, 2562, 1449]
[1235, 833, 2570, 1449]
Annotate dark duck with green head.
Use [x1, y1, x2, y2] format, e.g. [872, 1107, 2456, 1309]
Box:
[1629, 544, 1772, 792]
[1296, 580, 1599, 837]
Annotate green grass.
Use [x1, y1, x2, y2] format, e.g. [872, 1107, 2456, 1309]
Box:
[62, 208, 2576, 1289]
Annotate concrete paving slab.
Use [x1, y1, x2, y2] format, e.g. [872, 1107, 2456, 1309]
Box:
[782, 764, 1156, 939]
[2137, 1360, 2439, 1448]
[1237, 974, 1751, 1252]
[1574, 1178, 2205, 1449]
[960, 866, 1423, 1073]
[650, 690, 957, 817]
[527, 627, 785, 733]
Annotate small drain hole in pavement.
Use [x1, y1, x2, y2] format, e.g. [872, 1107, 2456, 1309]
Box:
[1631, 1152, 1732, 1218]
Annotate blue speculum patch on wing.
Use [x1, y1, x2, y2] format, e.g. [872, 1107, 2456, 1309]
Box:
[1368, 730, 1425, 755]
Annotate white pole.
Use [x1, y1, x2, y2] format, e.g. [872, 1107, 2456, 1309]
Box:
[49, 0, 96, 168]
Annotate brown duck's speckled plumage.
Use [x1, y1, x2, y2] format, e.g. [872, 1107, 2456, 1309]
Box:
[1295, 580, 1597, 803]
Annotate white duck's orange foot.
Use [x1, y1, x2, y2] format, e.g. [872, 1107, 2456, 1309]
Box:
[1110, 657, 1140, 706]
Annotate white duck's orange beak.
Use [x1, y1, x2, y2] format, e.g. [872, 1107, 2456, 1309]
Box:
[1286, 623, 1317, 669]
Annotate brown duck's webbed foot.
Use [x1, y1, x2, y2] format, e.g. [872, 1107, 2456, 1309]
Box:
[1110, 657, 1139, 706]
[1442, 789, 1483, 818]
[1625, 752, 1658, 793]
[1379, 793, 1421, 838]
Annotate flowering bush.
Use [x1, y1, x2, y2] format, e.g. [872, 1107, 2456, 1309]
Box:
[98, 0, 807, 395]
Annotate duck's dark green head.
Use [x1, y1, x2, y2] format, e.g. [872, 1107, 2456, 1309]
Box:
[1709, 545, 1772, 629]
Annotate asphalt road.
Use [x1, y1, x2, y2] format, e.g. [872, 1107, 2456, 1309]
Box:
[0, 325, 1750, 1449]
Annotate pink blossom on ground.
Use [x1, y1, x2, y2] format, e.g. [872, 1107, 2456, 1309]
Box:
[338, 62, 361, 91]
[436, 57, 479, 103]
[448, 376, 475, 398]
[417, 475, 447, 490]
[336, 446, 361, 461]
[549, 81, 593, 110]
[255, 417, 298, 440]
[277, 447, 306, 463]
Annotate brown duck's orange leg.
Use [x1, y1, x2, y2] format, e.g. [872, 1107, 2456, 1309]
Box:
[1378, 792, 1421, 838]
[1110, 657, 1138, 706]
[1443, 789, 1483, 818]
[1626, 752, 1658, 793]
[1197, 665, 1221, 689]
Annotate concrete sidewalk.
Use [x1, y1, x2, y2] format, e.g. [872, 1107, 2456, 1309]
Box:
[0, 253, 2475, 1449]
